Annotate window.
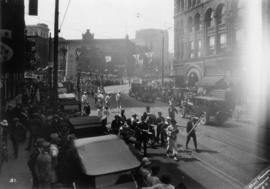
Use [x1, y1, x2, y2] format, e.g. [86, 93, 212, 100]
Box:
[192, 0, 196, 7]
[190, 41, 194, 50]
[176, 0, 181, 12]
[216, 4, 225, 25]
[180, 0, 185, 11]
[197, 39, 202, 57]
[197, 0, 201, 4]
[198, 40, 202, 49]
[220, 33, 227, 48]
[198, 51, 201, 57]
[188, 16, 193, 32]
[205, 9, 214, 27]
[194, 13, 201, 31]
[188, 0, 192, 9]
[208, 36, 215, 54]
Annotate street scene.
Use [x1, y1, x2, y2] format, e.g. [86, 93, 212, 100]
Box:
[1, 0, 270, 189]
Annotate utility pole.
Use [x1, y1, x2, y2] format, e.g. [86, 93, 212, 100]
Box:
[161, 31, 165, 86]
[53, 0, 59, 112]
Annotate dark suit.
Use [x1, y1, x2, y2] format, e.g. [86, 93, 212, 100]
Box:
[186, 120, 197, 150]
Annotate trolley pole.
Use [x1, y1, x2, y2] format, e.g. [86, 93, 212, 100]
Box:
[53, 0, 59, 112]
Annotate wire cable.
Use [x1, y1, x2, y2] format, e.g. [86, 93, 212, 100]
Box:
[60, 0, 72, 31]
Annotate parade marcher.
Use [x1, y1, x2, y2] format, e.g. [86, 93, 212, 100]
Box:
[138, 118, 150, 157]
[101, 107, 110, 127]
[156, 112, 165, 145]
[186, 117, 198, 152]
[116, 92, 121, 111]
[165, 119, 179, 161]
[120, 109, 127, 125]
[83, 102, 91, 116]
[111, 115, 121, 135]
[168, 103, 178, 120]
[10, 117, 27, 158]
[105, 94, 111, 109]
[81, 91, 88, 114]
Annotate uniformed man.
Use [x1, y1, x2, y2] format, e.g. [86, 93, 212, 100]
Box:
[156, 112, 165, 145]
[166, 119, 179, 161]
[186, 117, 198, 152]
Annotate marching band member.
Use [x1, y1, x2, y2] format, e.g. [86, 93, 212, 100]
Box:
[165, 119, 179, 161]
[186, 117, 198, 152]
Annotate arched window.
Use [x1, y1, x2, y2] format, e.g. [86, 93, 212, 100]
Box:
[188, 0, 192, 9]
[205, 8, 214, 27]
[216, 4, 225, 25]
[194, 13, 201, 31]
[187, 16, 193, 32]
[192, 0, 196, 7]
[180, 0, 185, 11]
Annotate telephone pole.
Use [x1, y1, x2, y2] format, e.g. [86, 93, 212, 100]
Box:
[53, 0, 59, 112]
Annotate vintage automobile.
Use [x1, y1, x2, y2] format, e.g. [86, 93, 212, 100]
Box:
[58, 93, 81, 116]
[68, 116, 108, 138]
[129, 83, 155, 103]
[180, 96, 233, 125]
[71, 135, 141, 189]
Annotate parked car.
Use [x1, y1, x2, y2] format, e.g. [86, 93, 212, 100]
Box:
[58, 93, 81, 116]
[71, 135, 141, 189]
[180, 96, 233, 125]
[68, 116, 108, 138]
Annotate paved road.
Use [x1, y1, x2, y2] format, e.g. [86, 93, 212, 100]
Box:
[104, 85, 270, 189]
[1, 84, 269, 189]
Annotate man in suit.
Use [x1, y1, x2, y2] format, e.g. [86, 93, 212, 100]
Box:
[186, 117, 198, 152]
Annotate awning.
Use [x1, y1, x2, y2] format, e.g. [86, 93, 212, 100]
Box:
[196, 76, 224, 87]
[74, 135, 141, 176]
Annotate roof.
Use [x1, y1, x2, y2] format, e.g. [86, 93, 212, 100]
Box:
[196, 76, 224, 87]
[74, 135, 141, 176]
[69, 116, 102, 127]
[193, 96, 225, 101]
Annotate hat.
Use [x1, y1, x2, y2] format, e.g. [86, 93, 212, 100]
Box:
[50, 133, 60, 143]
[132, 114, 138, 117]
[41, 141, 50, 148]
[0, 120, 8, 127]
[166, 116, 171, 120]
[142, 157, 151, 165]
[171, 119, 177, 124]
[36, 138, 45, 147]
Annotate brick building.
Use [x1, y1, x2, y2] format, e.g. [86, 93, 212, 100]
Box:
[173, 0, 245, 87]
[59, 30, 137, 81]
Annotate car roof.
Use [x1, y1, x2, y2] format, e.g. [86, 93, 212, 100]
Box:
[74, 135, 141, 176]
[69, 116, 102, 126]
[193, 96, 225, 101]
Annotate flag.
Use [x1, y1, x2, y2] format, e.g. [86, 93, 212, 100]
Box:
[105, 56, 112, 63]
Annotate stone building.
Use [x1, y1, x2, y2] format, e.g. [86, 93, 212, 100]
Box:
[59, 30, 137, 81]
[134, 29, 171, 76]
[174, 0, 245, 87]
[26, 23, 49, 38]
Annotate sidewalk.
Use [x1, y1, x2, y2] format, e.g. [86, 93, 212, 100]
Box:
[0, 94, 32, 189]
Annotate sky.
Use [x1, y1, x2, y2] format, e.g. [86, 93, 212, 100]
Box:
[25, 0, 174, 51]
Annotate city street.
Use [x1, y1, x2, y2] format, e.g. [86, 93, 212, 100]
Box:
[0, 84, 269, 189]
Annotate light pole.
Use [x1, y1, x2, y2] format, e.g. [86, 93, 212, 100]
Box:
[53, 0, 59, 112]
[161, 31, 165, 86]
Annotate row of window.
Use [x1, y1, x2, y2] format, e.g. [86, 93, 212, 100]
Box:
[27, 30, 48, 38]
[176, 0, 202, 12]
[177, 29, 244, 60]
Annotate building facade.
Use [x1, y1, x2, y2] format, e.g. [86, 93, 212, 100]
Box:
[26, 23, 49, 38]
[59, 30, 137, 81]
[174, 0, 245, 86]
[134, 29, 171, 76]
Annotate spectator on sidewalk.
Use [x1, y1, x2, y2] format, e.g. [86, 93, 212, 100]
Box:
[10, 117, 27, 158]
[35, 141, 54, 189]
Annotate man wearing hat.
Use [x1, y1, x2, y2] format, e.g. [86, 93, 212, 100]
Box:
[156, 112, 165, 145]
[165, 119, 179, 161]
[10, 117, 26, 158]
[186, 117, 198, 152]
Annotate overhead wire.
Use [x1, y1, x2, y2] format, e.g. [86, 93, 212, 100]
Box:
[60, 0, 72, 31]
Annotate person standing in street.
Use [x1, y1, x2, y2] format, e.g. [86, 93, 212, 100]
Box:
[116, 92, 121, 112]
[168, 103, 178, 120]
[156, 112, 165, 145]
[165, 119, 179, 161]
[186, 117, 198, 152]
